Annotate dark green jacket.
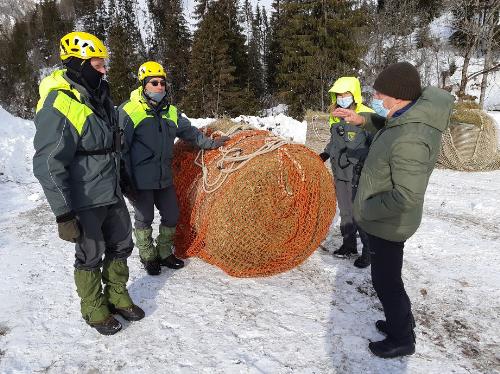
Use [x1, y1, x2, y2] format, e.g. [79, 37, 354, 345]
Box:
[33, 70, 121, 217]
[118, 87, 217, 190]
[353, 87, 454, 242]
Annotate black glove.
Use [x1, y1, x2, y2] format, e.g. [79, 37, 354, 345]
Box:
[56, 211, 81, 243]
[119, 160, 139, 203]
[319, 152, 330, 162]
[211, 136, 230, 149]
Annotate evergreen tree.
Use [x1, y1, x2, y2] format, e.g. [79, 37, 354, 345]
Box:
[32, 0, 73, 68]
[107, 0, 145, 103]
[182, 0, 258, 117]
[265, 0, 282, 99]
[0, 19, 38, 117]
[148, 0, 192, 103]
[247, 5, 265, 101]
[276, 0, 368, 119]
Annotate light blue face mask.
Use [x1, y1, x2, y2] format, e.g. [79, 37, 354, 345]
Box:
[337, 95, 354, 109]
[145, 90, 166, 103]
[372, 98, 389, 118]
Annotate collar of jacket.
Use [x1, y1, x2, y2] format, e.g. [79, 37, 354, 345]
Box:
[130, 86, 168, 112]
[36, 69, 82, 112]
[384, 86, 454, 133]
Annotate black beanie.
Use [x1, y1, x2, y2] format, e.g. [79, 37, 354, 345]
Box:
[373, 62, 422, 100]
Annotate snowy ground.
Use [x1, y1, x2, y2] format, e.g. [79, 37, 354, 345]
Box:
[0, 107, 500, 373]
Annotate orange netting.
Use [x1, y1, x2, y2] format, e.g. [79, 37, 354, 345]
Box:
[172, 122, 336, 277]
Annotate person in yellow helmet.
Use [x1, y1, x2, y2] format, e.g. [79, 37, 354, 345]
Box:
[319, 77, 375, 268]
[118, 61, 229, 275]
[33, 31, 144, 335]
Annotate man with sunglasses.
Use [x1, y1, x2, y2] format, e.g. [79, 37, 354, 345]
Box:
[118, 61, 229, 276]
[319, 77, 374, 268]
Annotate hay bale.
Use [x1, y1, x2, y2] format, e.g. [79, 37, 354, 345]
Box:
[172, 127, 336, 277]
[438, 107, 500, 171]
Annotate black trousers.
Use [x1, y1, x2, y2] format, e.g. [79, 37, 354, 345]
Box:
[367, 233, 414, 343]
[74, 198, 134, 270]
[132, 186, 179, 229]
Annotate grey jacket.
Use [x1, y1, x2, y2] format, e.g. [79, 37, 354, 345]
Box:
[33, 70, 121, 217]
[118, 87, 218, 190]
[324, 119, 373, 182]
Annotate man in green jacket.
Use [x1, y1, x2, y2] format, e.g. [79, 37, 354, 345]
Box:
[33, 32, 144, 335]
[118, 61, 228, 276]
[350, 62, 453, 358]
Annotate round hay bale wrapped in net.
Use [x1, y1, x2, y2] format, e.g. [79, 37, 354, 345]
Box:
[172, 120, 336, 277]
[438, 107, 500, 171]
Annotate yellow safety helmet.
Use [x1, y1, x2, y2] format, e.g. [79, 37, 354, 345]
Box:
[60, 31, 108, 61]
[138, 61, 167, 82]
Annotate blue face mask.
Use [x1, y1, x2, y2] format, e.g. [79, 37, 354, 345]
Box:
[337, 95, 354, 109]
[145, 90, 166, 103]
[372, 98, 389, 118]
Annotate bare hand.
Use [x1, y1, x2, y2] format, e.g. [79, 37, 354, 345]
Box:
[331, 108, 365, 126]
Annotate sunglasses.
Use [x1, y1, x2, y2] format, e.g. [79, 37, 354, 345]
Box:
[149, 80, 166, 87]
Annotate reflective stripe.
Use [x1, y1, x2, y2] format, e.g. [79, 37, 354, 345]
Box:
[36, 70, 82, 113]
[52, 91, 93, 135]
[329, 115, 341, 126]
[123, 96, 179, 128]
[161, 105, 178, 127]
[122, 100, 153, 128]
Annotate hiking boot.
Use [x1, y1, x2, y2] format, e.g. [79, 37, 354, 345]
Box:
[141, 258, 161, 275]
[110, 304, 145, 321]
[368, 337, 415, 359]
[354, 254, 370, 268]
[333, 245, 358, 257]
[159, 254, 184, 269]
[88, 315, 122, 335]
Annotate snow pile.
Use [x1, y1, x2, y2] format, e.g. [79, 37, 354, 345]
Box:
[189, 114, 308, 144]
[0, 105, 36, 184]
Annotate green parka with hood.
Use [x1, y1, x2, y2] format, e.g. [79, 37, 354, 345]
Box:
[353, 87, 454, 242]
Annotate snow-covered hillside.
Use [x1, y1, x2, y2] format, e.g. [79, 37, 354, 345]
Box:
[0, 107, 499, 373]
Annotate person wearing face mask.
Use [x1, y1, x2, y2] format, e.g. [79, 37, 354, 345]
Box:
[33, 32, 145, 335]
[346, 62, 454, 358]
[318, 77, 374, 268]
[118, 61, 229, 276]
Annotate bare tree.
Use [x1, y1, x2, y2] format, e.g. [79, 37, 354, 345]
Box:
[449, 0, 500, 106]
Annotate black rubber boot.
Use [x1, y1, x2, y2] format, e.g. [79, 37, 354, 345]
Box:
[159, 254, 185, 269]
[368, 337, 415, 358]
[88, 315, 122, 335]
[141, 258, 161, 275]
[110, 304, 145, 321]
[333, 245, 358, 257]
